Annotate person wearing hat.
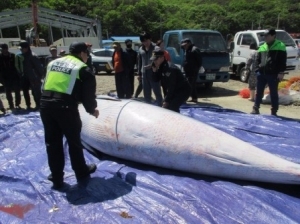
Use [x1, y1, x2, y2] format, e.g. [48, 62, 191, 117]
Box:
[59, 49, 66, 57]
[0, 43, 22, 110]
[112, 41, 132, 99]
[40, 41, 99, 189]
[125, 39, 138, 97]
[137, 31, 163, 106]
[245, 42, 259, 102]
[251, 29, 287, 116]
[181, 38, 202, 103]
[15, 41, 44, 110]
[44, 45, 60, 76]
[151, 48, 191, 112]
[156, 40, 171, 98]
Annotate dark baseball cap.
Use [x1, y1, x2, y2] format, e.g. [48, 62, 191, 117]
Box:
[0, 43, 8, 49]
[19, 41, 30, 49]
[263, 29, 276, 36]
[150, 48, 164, 60]
[181, 38, 192, 46]
[125, 39, 132, 44]
[69, 42, 88, 54]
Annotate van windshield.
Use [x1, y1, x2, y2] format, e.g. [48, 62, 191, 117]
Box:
[182, 32, 227, 52]
[257, 31, 296, 47]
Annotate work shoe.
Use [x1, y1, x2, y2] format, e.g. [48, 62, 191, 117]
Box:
[0, 108, 6, 114]
[15, 105, 23, 110]
[250, 107, 260, 114]
[271, 109, 277, 116]
[187, 99, 198, 103]
[48, 173, 64, 189]
[76, 164, 97, 181]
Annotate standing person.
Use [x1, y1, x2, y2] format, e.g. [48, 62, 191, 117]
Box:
[112, 41, 132, 99]
[156, 40, 171, 62]
[15, 41, 44, 110]
[85, 43, 94, 72]
[251, 29, 287, 116]
[59, 49, 66, 57]
[40, 42, 99, 189]
[151, 49, 191, 113]
[44, 45, 60, 78]
[0, 43, 21, 110]
[245, 42, 258, 101]
[156, 40, 171, 97]
[125, 39, 137, 97]
[138, 31, 163, 106]
[181, 38, 202, 103]
[44, 45, 60, 68]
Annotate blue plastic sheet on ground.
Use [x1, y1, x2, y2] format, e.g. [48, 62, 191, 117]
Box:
[0, 107, 300, 223]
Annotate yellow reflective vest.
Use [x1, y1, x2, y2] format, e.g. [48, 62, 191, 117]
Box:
[43, 55, 87, 94]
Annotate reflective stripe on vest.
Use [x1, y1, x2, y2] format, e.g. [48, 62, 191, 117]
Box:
[43, 55, 87, 95]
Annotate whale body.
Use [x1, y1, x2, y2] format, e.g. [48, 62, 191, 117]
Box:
[79, 96, 300, 184]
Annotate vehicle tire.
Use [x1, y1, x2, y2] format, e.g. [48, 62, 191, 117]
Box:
[239, 67, 250, 83]
[204, 82, 213, 89]
[106, 70, 112, 74]
[92, 66, 98, 75]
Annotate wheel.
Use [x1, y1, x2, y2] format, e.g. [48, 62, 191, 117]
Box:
[106, 70, 112, 74]
[204, 82, 213, 89]
[239, 67, 250, 83]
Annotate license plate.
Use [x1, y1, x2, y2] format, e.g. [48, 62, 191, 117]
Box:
[206, 73, 216, 80]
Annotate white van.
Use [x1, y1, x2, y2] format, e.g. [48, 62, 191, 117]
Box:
[229, 29, 300, 82]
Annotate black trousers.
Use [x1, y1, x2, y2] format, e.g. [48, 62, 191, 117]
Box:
[167, 86, 191, 113]
[40, 107, 89, 182]
[115, 71, 131, 99]
[21, 76, 42, 108]
[129, 69, 135, 96]
[254, 74, 279, 112]
[187, 74, 198, 99]
[4, 79, 21, 108]
[134, 79, 143, 98]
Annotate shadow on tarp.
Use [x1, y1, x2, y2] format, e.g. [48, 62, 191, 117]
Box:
[63, 172, 136, 205]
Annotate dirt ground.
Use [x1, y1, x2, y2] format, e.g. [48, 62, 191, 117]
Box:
[1, 71, 300, 120]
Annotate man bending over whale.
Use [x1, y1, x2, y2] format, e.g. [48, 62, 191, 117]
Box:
[151, 48, 191, 112]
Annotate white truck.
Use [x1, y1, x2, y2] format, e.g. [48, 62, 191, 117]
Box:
[229, 29, 300, 82]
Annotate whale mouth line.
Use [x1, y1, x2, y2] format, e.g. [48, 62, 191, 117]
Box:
[234, 127, 286, 138]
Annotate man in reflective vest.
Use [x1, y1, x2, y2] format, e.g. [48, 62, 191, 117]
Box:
[40, 42, 99, 189]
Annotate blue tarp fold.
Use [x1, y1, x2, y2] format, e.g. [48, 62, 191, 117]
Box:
[0, 107, 299, 223]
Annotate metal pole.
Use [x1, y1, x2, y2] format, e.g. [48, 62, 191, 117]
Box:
[277, 14, 280, 29]
[17, 25, 21, 39]
[59, 15, 65, 46]
[96, 17, 102, 48]
[49, 24, 54, 44]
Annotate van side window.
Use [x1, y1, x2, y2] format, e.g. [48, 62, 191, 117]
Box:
[241, 34, 255, 46]
[167, 34, 180, 55]
[237, 34, 242, 45]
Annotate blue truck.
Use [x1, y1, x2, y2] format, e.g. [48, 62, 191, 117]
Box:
[163, 30, 230, 89]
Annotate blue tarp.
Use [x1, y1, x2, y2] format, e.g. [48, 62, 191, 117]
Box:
[0, 107, 300, 223]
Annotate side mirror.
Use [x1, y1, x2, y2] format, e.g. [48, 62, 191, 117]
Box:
[229, 42, 234, 52]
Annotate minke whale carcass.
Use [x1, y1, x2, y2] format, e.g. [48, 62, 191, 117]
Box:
[79, 96, 300, 184]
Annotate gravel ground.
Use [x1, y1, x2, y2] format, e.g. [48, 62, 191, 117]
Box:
[1, 71, 299, 120]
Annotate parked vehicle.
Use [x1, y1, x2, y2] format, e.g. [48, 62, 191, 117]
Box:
[230, 29, 300, 82]
[163, 29, 230, 89]
[90, 48, 114, 74]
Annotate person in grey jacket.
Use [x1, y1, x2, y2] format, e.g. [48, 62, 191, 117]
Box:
[137, 32, 163, 106]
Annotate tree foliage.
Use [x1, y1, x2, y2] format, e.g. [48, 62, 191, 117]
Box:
[1, 0, 300, 41]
